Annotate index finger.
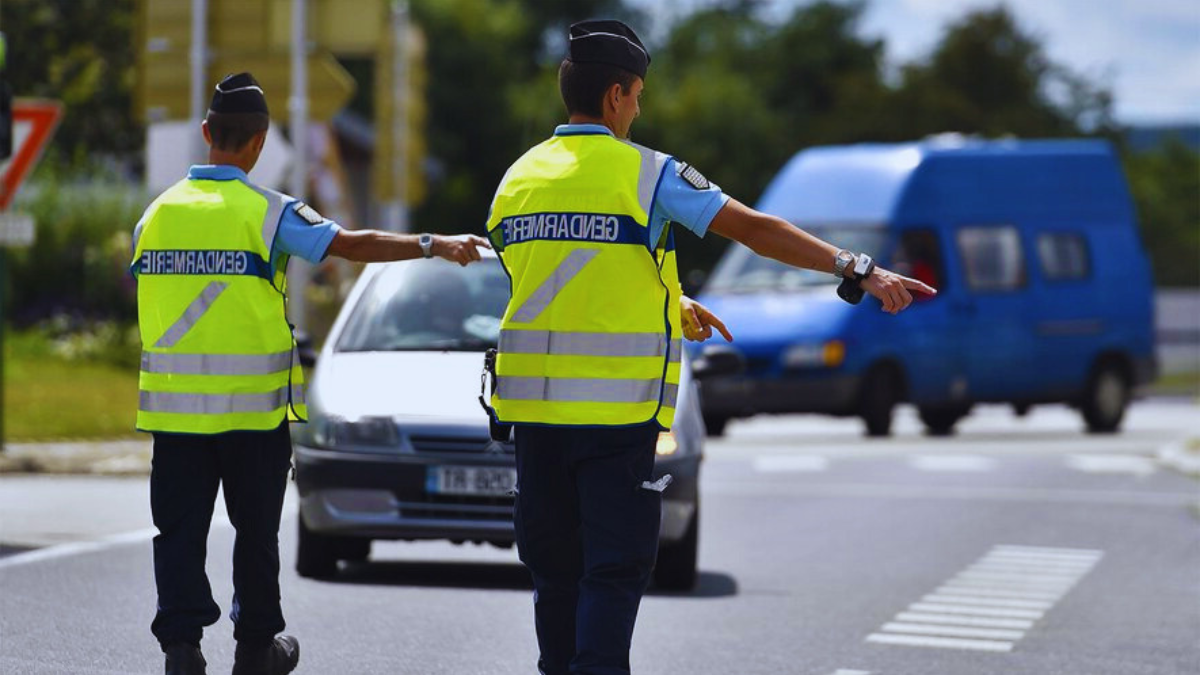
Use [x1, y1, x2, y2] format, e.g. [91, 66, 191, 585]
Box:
[708, 315, 734, 342]
[902, 277, 937, 296]
[471, 234, 493, 249]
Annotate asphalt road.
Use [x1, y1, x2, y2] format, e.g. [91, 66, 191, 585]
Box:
[1, 400, 1197, 675]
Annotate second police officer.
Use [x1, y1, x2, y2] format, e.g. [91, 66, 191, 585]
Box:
[485, 20, 936, 675]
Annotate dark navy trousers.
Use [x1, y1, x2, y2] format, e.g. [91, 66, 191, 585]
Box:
[513, 422, 662, 675]
[149, 422, 293, 649]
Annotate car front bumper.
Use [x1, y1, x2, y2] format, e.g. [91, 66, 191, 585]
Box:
[294, 443, 700, 545]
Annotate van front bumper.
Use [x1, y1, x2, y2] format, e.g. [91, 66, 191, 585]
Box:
[699, 374, 861, 417]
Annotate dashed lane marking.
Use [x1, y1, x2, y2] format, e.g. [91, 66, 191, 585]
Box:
[866, 544, 1103, 652]
[909, 455, 997, 472]
[752, 455, 830, 472]
[1065, 454, 1157, 476]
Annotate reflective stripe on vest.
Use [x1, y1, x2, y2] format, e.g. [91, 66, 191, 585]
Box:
[487, 133, 683, 428]
[132, 176, 305, 433]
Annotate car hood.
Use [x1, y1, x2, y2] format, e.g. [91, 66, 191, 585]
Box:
[694, 288, 849, 351]
[311, 351, 489, 424]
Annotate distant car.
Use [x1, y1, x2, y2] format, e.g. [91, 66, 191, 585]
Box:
[292, 253, 705, 590]
[691, 137, 1156, 437]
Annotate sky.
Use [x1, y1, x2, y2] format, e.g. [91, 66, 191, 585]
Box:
[631, 0, 1200, 124]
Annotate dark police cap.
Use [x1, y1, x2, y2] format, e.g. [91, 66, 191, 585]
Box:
[209, 72, 269, 115]
[567, 20, 650, 79]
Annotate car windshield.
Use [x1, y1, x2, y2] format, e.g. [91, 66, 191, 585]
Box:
[336, 259, 511, 352]
[705, 225, 888, 293]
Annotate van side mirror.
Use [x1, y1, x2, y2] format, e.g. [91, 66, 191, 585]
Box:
[692, 345, 744, 380]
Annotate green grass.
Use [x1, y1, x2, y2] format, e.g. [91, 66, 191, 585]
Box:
[2, 331, 139, 441]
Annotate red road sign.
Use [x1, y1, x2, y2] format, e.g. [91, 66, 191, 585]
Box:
[0, 100, 63, 210]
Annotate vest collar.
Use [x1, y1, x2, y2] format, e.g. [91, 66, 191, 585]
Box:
[554, 123, 614, 137]
[188, 164, 249, 181]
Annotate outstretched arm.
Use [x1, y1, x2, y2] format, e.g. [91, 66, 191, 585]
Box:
[326, 231, 490, 266]
[707, 198, 936, 314]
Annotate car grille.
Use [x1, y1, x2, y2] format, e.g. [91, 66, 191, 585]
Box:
[409, 434, 515, 454]
[398, 494, 514, 521]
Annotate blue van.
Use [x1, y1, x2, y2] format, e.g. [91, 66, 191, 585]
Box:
[690, 137, 1157, 437]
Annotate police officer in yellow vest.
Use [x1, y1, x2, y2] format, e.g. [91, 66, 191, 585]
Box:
[132, 73, 487, 675]
[487, 21, 935, 675]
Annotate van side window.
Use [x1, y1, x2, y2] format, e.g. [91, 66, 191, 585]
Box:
[957, 226, 1025, 291]
[1037, 232, 1090, 281]
[893, 229, 944, 294]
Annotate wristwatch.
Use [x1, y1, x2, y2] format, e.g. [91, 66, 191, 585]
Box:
[418, 233, 434, 259]
[833, 249, 856, 278]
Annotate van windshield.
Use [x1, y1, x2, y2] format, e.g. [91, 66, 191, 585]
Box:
[706, 225, 888, 293]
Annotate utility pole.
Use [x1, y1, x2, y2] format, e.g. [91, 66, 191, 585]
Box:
[287, 0, 310, 333]
[382, 0, 409, 233]
[190, 0, 209, 164]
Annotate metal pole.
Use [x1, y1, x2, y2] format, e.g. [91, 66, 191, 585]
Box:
[190, 0, 209, 164]
[0, 247, 6, 452]
[287, 0, 310, 333]
[391, 0, 409, 234]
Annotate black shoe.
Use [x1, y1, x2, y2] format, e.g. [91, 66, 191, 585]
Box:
[163, 642, 207, 675]
[232, 635, 300, 675]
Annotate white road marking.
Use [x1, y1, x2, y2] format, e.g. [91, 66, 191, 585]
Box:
[830, 670, 872, 675]
[908, 602, 1044, 619]
[752, 455, 829, 472]
[867, 544, 1104, 652]
[0, 527, 160, 570]
[909, 455, 997, 472]
[922, 594, 1055, 610]
[1065, 454, 1157, 476]
[881, 621, 1025, 641]
[934, 585, 1064, 601]
[895, 612, 1035, 630]
[867, 633, 1014, 652]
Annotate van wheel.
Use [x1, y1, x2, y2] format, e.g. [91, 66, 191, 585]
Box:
[919, 405, 970, 436]
[860, 367, 900, 437]
[1013, 403, 1032, 417]
[296, 517, 340, 580]
[654, 509, 699, 591]
[703, 415, 729, 437]
[1081, 363, 1129, 433]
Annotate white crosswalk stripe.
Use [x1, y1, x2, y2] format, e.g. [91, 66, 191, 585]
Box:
[909, 455, 997, 472]
[752, 455, 830, 472]
[866, 544, 1103, 652]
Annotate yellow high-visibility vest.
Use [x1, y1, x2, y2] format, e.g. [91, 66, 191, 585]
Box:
[130, 175, 306, 433]
[487, 131, 683, 429]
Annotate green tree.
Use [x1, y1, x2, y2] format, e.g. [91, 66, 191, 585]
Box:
[0, 0, 141, 167]
[1123, 140, 1200, 287]
[887, 7, 1115, 139]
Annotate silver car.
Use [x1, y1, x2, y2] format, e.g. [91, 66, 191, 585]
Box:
[292, 253, 705, 590]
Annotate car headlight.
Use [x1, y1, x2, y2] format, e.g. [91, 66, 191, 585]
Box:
[310, 415, 400, 450]
[782, 340, 845, 369]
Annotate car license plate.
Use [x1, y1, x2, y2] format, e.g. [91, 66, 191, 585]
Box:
[428, 466, 517, 497]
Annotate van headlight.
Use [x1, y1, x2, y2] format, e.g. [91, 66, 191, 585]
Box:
[310, 415, 399, 450]
[783, 340, 845, 369]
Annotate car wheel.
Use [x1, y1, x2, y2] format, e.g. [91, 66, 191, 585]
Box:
[703, 415, 729, 437]
[918, 405, 971, 436]
[653, 509, 698, 591]
[1081, 362, 1129, 434]
[296, 517, 340, 580]
[1012, 402, 1032, 417]
[860, 367, 900, 437]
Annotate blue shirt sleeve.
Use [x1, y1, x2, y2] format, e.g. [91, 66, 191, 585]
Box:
[274, 201, 342, 264]
[648, 158, 730, 245]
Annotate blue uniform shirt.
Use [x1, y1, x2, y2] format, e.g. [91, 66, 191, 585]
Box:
[132, 165, 341, 277]
[553, 124, 729, 244]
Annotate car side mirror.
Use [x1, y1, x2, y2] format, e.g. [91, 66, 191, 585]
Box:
[296, 331, 318, 368]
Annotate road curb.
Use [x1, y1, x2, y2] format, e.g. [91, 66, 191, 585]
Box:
[0, 439, 152, 475]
